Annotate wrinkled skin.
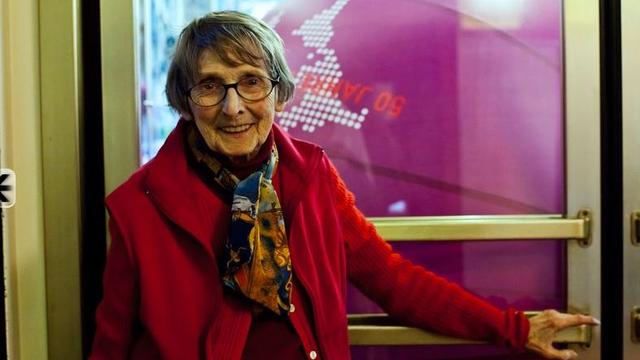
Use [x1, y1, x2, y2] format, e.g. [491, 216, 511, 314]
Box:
[526, 310, 599, 359]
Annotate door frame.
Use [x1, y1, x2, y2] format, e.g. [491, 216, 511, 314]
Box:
[565, 0, 602, 358]
[622, 0, 640, 358]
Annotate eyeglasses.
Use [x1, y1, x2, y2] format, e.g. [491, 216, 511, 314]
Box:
[187, 75, 279, 107]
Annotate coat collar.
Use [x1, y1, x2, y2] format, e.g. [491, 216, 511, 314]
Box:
[142, 119, 323, 256]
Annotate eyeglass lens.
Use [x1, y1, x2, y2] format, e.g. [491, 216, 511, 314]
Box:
[190, 76, 275, 106]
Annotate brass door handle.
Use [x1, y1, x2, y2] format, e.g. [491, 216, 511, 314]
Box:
[633, 307, 640, 343]
[347, 312, 592, 346]
[369, 209, 592, 243]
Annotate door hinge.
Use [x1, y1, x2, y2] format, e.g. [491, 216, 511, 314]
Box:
[577, 208, 592, 247]
[632, 307, 640, 343]
[631, 211, 640, 247]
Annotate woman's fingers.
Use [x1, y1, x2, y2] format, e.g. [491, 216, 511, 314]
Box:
[544, 348, 578, 360]
[554, 312, 600, 330]
[527, 339, 578, 360]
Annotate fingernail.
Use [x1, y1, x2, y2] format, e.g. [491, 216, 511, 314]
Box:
[593, 317, 601, 325]
[563, 351, 578, 360]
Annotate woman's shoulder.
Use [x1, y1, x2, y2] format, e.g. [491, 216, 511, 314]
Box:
[105, 162, 154, 214]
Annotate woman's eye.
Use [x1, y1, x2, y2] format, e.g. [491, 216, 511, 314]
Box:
[202, 82, 218, 90]
[243, 77, 262, 86]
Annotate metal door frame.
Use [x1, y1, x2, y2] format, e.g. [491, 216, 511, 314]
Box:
[101, 0, 140, 194]
[564, 1, 601, 358]
[622, 0, 640, 358]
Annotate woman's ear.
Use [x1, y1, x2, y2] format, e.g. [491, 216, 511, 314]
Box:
[275, 100, 287, 112]
[180, 111, 193, 120]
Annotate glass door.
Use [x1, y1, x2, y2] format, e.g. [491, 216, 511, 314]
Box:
[100, 0, 602, 358]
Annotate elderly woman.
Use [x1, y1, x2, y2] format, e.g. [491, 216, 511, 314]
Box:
[90, 10, 597, 360]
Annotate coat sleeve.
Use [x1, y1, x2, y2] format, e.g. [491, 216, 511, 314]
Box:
[89, 215, 139, 359]
[324, 158, 530, 351]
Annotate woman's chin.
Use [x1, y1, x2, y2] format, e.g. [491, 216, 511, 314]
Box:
[220, 147, 258, 163]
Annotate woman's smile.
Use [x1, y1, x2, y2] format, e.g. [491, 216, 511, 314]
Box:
[220, 123, 253, 134]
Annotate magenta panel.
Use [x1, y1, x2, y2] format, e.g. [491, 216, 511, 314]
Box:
[267, 0, 564, 358]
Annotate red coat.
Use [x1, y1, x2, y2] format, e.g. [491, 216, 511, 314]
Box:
[90, 120, 529, 359]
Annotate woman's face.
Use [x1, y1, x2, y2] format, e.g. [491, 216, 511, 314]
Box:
[186, 49, 285, 164]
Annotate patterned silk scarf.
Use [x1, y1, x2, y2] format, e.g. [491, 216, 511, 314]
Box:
[186, 125, 292, 316]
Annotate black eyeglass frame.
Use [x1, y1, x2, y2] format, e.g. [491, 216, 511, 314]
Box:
[186, 76, 280, 107]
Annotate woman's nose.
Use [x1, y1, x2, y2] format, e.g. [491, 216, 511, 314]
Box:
[221, 88, 242, 115]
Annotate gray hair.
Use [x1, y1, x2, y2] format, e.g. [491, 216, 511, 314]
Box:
[165, 11, 295, 115]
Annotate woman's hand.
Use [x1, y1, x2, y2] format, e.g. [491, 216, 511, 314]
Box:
[525, 310, 599, 359]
